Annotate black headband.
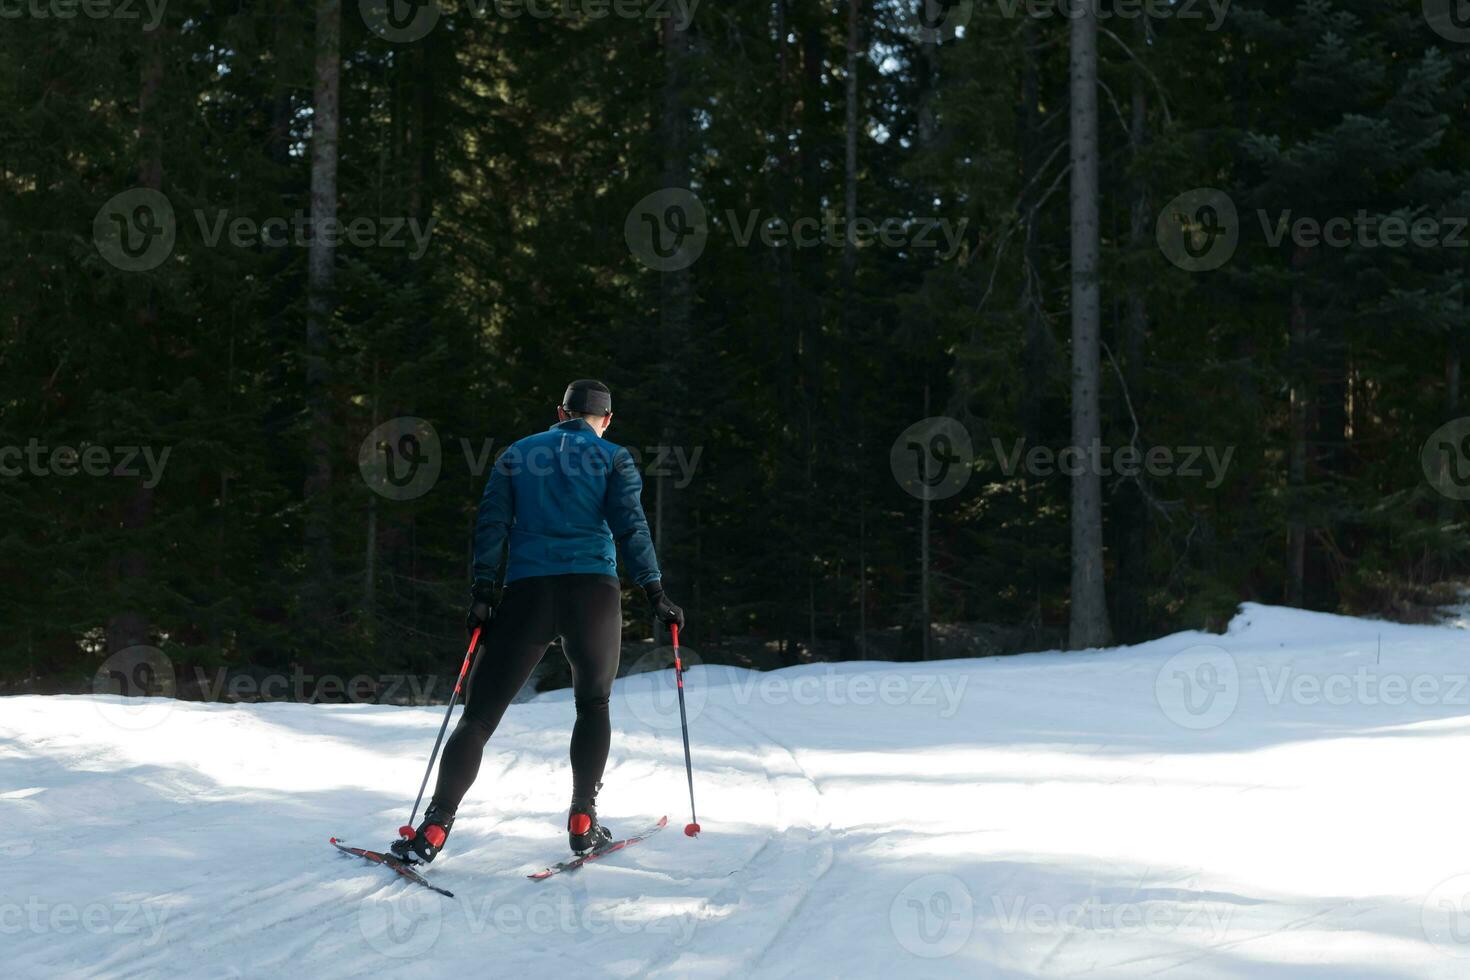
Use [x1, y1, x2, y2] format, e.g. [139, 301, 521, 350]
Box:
[562, 383, 612, 416]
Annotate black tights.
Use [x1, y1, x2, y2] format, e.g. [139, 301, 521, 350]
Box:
[432, 574, 622, 813]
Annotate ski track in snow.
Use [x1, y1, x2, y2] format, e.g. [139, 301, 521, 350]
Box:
[5, 602, 1470, 977]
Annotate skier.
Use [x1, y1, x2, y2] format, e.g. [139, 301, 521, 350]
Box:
[392, 379, 685, 863]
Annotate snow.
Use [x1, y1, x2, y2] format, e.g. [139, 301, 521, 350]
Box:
[4, 603, 1470, 977]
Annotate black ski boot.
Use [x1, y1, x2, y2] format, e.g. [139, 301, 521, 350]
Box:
[568, 793, 612, 855]
[391, 802, 455, 864]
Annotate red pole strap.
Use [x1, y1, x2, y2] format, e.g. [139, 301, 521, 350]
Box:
[454, 626, 481, 695]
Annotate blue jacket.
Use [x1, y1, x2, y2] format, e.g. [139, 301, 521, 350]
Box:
[472, 419, 662, 588]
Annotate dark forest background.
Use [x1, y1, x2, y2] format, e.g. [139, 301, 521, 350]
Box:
[3, 0, 1469, 695]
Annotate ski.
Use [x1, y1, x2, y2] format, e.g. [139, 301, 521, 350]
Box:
[329, 837, 455, 898]
[528, 815, 669, 880]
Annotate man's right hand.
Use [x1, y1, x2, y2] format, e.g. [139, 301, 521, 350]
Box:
[645, 581, 686, 632]
[467, 582, 496, 643]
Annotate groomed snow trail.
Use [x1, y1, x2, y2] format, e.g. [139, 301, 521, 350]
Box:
[4, 603, 1470, 977]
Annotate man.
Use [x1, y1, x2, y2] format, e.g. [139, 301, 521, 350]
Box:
[392, 379, 685, 863]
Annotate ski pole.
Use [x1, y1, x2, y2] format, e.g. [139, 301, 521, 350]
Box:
[400, 626, 481, 838]
[671, 623, 701, 837]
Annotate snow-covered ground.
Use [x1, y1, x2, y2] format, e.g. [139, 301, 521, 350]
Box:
[5, 603, 1470, 978]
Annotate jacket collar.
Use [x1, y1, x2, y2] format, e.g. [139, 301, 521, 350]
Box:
[550, 418, 595, 434]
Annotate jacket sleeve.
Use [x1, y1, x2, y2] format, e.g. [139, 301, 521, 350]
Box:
[472, 450, 515, 586]
[605, 446, 662, 587]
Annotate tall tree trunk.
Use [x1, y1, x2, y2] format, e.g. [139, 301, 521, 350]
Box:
[1286, 248, 1310, 607]
[1017, 16, 1051, 632]
[920, 386, 933, 660]
[658, 13, 692, 591]
[845, 0, 865, 658]
[363, 361, 379, 625]
[107, 20, 166, 656]
[1114, 41, 1150, 643]
[1067, 0, 1110, 648]
[842, 0, 860, 324]
[1018, 17, 1049, 452]
[1442, 336, 1463, 527]
[305, 0, 341, 635]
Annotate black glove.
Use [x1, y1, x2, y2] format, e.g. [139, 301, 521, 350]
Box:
[644, 581, 685, 632]
[467, 581, 496, 642]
